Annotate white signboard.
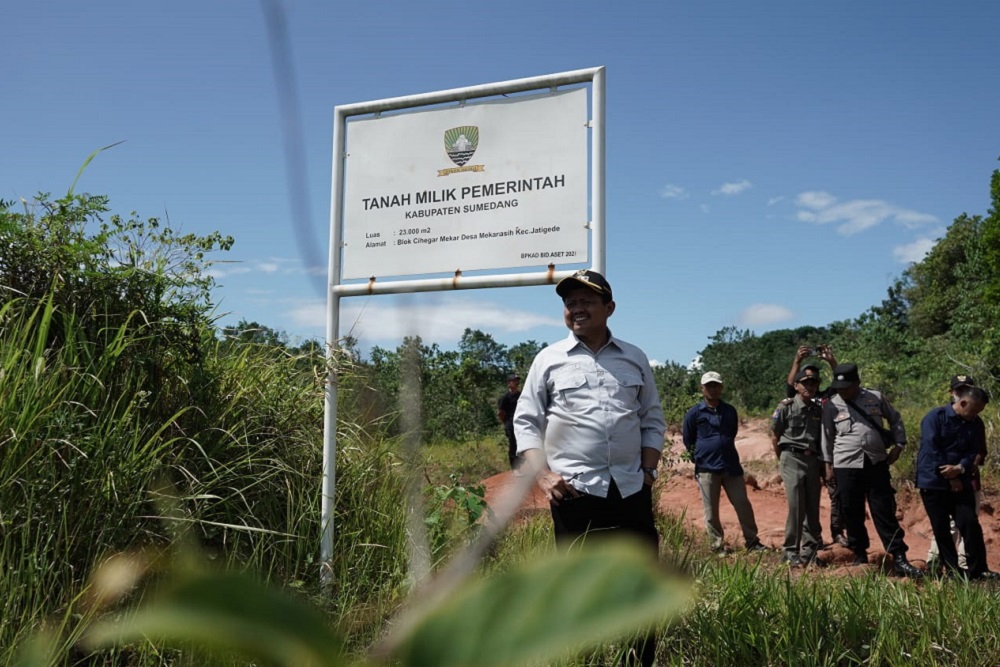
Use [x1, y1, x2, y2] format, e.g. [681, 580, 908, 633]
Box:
[341, 88, 588, 279]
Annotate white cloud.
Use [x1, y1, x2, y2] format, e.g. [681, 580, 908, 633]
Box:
[660, 184, 689, 200]
[767, 196, 785, 206]
[208, 265, 252, 279]
[736, 303, 794, 327]
[795, 191, 937, 236]
[285, 298, 563, 345]
[893, 236, 939, 264]
[712, 179, 752, 196]
[796, 191, 837, 210]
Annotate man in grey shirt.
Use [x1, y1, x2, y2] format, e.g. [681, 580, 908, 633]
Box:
[514, 269, 665, 666]
[821, 363, 922, 578]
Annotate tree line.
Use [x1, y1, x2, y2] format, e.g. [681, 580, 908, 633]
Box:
[217, 163, 1000, 445]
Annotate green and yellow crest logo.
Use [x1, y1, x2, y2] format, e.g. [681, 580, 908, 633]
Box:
[444, 126, 479, 167]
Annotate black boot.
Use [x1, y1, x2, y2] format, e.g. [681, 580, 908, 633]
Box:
[893, 554, 923, 579]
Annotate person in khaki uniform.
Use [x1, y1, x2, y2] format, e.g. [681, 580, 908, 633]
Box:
[771, 368, 824, 566]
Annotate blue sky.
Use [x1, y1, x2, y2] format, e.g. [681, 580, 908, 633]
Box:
[4, 1, 999, 366]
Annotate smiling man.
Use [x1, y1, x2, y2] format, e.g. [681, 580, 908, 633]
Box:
[513, 269, 665, 667]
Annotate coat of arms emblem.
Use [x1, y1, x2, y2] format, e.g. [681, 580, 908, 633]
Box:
[444, 126, 479, 167]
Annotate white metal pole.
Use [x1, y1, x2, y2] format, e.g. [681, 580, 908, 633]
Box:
[591, 66, 606, 276]
[321, 106, 347, 584]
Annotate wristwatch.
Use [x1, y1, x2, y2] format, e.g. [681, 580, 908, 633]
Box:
[641, 467, 659, 480]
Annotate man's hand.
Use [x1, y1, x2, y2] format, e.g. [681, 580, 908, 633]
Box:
[818, 345, 837, 366]
[825, 463, 834, 481]
[795, 345, 811, 362]
[534, 471, 581, 505]
[939, 464, 963, 479]
[887, 446, 902, 465]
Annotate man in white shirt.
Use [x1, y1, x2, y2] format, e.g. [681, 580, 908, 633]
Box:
[513, 269, 666, 666]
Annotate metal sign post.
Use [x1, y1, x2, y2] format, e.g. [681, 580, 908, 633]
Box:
[321, 66, 605, 582]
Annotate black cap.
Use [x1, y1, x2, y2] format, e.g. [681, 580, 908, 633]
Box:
[829, 363, 860, 389]
[950, 374, 976, 390]
[795, 368, 820, 383]
[556, 270, 613, 300]
[507, 373, 520, 382]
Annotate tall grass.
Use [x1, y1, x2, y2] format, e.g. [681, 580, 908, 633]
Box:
[0, 297, 413, 663]
[7, 293, 1000, 665]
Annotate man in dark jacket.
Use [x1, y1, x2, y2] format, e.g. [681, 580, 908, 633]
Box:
[683, 371, 765, 553]
[916, 386, 997, 579]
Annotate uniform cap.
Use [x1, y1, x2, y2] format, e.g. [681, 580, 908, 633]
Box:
[556, 270, 613, 300]
[795, 368, 820, 383]
[829, 363, 860, 389]
[950, 374, 976, 390]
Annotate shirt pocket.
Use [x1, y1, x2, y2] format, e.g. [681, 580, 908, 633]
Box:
[834, 414, 853, 436]
[551, 372, 589, 409]
[606, 370, 643, 409]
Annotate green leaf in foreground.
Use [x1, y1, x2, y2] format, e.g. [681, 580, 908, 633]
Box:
[82, 571, 345, 667]
[393, 539, 691, 667]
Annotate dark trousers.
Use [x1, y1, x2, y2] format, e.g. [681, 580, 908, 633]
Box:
[550, 480, 658, 666]
[835, 458, 907, 556]
[824, 474, 846, 538]
[920, 487, 988, 576]
[504, 426, 520, 469]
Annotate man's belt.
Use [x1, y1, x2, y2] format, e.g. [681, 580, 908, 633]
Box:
[781, 445, 818, 456]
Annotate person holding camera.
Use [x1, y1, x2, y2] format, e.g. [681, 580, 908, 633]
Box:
[785, 345, 838, 400]
[771, 368, 825, 567]
[820, 363, 922, 578]
[781, 345, 847, 547]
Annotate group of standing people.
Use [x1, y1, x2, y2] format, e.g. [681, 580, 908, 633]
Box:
[768, 347, 996, 580]
[498, 269, 994, 665]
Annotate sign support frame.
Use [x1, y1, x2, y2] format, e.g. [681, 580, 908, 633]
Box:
[321, 66, 605, 583]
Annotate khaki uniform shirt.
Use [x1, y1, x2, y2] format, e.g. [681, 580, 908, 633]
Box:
[821, 388, 906, 469]
[771, 395, 822, 453]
